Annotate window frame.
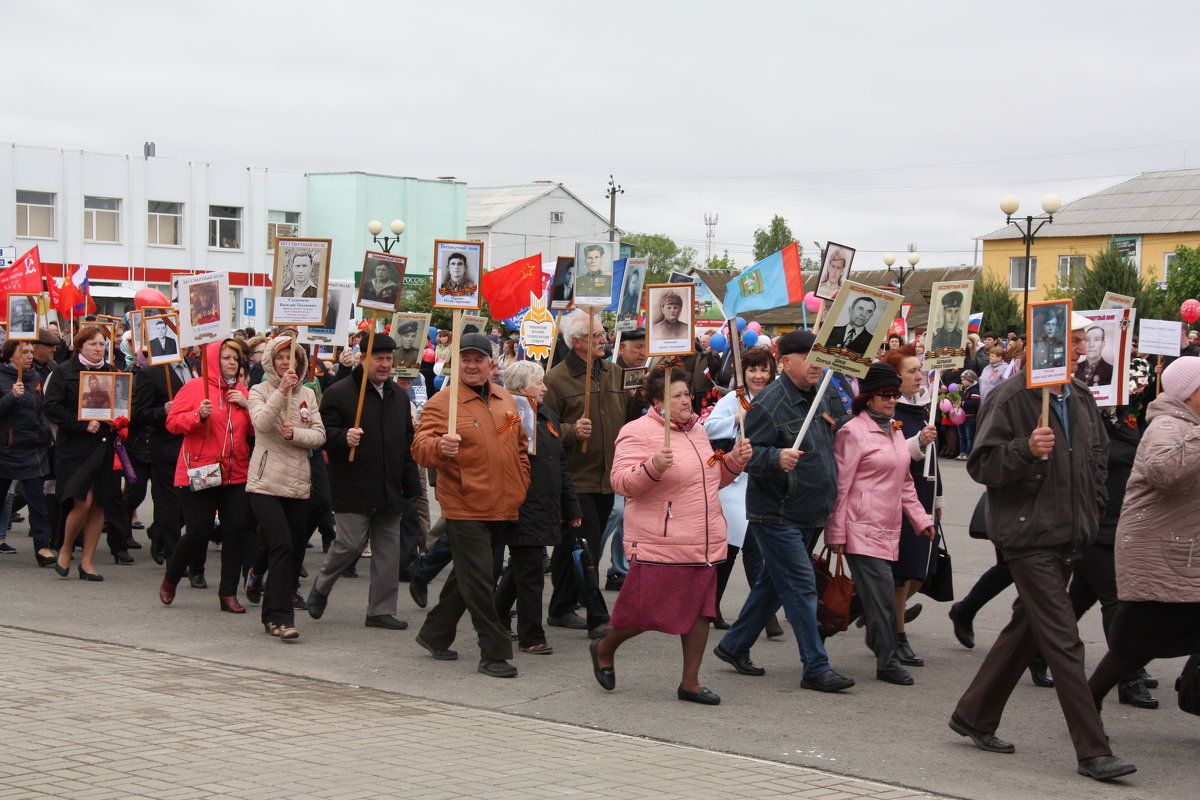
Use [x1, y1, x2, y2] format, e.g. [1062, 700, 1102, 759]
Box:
[147, 200, 184, 247]
[266, 210, 301, 252]
[208, 205, 243, 250]
[550, 211, 564, 224]
[16, 190, 56, 239]
[83, 196, 122, 243]
[1008, 256, 1037, 290]
[1057, 254, 1086, 285]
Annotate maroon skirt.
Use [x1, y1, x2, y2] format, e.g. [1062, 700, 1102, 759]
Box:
[609, 560, 717, 635]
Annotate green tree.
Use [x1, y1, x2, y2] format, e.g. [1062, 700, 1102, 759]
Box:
[752, 215, 795, 262]
[704, 250, 736, 271]
[974, 272, 1023, 334]
[623, 233, 697, 284]
[1046, 241, 1171, 319]
[1167, 245, 1200, 317]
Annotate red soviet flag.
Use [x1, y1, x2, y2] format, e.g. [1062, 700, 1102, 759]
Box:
[481, 254, 543, 321]
[0, 246, 45, 320]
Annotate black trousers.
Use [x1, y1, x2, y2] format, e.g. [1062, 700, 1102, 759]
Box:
[494, 543, 548, 648]
[716, 526, 765, 610]
[419, 519, 512, 662]
[121, 458, 151, 530]
[954, 551, 1110, 760]
[547, 492, 613, 627]
[248, 493, 308, 626]
[167, 484, 249, 597]
[410, 521, 451, 583]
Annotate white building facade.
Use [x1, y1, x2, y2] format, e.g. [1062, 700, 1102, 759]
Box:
[467, 183, 613, 270]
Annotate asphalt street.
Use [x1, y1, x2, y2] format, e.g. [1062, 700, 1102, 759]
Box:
[0, 457, 1193, 799]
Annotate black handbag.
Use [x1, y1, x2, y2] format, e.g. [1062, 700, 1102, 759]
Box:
[1176, 654, 1200, 716]
[968, 493, 988, 540]
[919, 525, 954, 602]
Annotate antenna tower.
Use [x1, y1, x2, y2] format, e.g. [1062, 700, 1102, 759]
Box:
[704, 213, 719, 262]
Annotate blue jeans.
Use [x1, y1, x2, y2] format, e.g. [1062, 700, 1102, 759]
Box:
[0, 478, 50, 550]
[960, 417, 976, 456]
[719, 522, 831, 679]
[599, 494, 629, 577]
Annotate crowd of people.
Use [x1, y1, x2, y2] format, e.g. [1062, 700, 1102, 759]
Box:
[2, 309, 1198, 784]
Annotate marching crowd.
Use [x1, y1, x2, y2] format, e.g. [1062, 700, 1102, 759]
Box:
[1, 309, 1198, 784]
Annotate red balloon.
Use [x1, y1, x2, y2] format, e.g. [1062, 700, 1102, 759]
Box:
[134, 287, 170, 309]
[1181, 299, 1200, 324]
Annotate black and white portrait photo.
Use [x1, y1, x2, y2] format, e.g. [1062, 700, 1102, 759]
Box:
[358, 252, 406, 312]
[271, 238, 332, 325]
[6, 294, 38, 341]
[923, 280, 974, 371]
[573, 241, 615, 307]
[550, 256, 575, 311]
[143, 313, 182, 366]
[826, 294, 879, 360]
[390, 312, 430, 378]
[815, 242, 855, 301]
[1026, 299, 1073, 388]
[433, 240, 483, 310]
[1073, 307, 1135, 406]
[616, 257, 647, 330]
[645, 283, 695, 357]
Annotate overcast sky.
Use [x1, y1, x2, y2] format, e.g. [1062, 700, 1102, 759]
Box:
[7, 1, 1200, 271]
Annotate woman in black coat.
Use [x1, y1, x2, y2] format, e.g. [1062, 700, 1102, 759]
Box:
[494, 360, 582, 655]
[44, 326, 117, 581]
[0, 339, 55, 566]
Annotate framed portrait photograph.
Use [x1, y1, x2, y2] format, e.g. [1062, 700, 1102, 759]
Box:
[358, 251, 407, 312]
[645, 283, 695, 357]
[432, 240, 483, 311]
[616, 257, 648, 331]
[622, 367, 647, 391]
[550, 256, 575, 311]
[461, 314, 488, 337]
[815, 241, 856, 302]
[169, 272, 191, 306]
[512, 394, 537, 455]
[1075, 307, 1136, 406]
[299, 279, 353, 347]
[128, 309, 144, 354]
[143, 312, 183, 366]
[923, 280, 975, 371]
[573, 241, 616, 308]
[6, 293, 40, 341]
[113, 373, 133, 420]
[1026, 299, 1073, 388]
[271, 238, 333, 325]
[178, 271, 231, 348]
[77, 371, 126, 422]
[1101, 291, 1135, 310]
[810, 281, 903, 378]
[390, 312, 431, 378]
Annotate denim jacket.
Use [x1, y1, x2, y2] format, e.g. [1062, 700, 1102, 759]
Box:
[744, 373, 845, 527]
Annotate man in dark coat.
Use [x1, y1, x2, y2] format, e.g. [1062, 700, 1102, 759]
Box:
[307, 333, 421, 630]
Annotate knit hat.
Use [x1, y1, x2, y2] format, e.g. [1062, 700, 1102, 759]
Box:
[859, 362, 901, 395]
[777, 330, 816, 356]
[1161, 356, 1200, 402]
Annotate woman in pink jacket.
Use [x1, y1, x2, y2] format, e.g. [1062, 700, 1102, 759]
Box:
[825, 362, 935, 686]
[590, 367, 750, 705]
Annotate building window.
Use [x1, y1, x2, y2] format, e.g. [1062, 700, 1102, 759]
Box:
[1008, 256, 1037, 290]
[209, 206, 242, 249]
[148, 201, 183, 246]
[1165, 252, 1177, 271]
[1057, 254, 1086, 285]
[83, 196, 121, 243]
[550, 211, 564, 224]
[267, 210, 300, 251]
[16, 190, 55, 238]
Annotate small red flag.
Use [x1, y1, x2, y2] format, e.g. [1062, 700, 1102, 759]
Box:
[481, 254, 543, 321]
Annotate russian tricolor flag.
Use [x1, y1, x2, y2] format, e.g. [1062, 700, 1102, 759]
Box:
[722, 242, 804, 316]
[967, 312, 984, 334]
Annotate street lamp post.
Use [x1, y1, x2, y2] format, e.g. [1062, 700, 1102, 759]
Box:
[885, 251, 919, 295]
[368, 218, 407, 254]
[999, 194, 1061, 312]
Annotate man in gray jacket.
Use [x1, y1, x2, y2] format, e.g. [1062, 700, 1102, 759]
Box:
[951, 314, 1137, 782]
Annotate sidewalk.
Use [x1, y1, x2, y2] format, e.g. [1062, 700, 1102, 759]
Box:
[0, 626, 941, 800]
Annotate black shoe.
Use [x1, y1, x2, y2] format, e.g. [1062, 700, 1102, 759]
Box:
[409, 577, 428, 609]
[36, 551, 58, 568]
[948, 602, 975, 649]
[113, 551, 134, 565]
[298, 564, 308, 579]
[478, 660, 518, 678]
[1077, 755, 1136, 781]
[1117, 678, 1159, 709]
[415, 634, 458, 661]
[877, 667, 914, 685]
[131, 521, 144, 530]
[713, 644, 766, 676]
[149, 539, 165, 566]
[1029, 657, 1054, 687]
[897, 633, 924, 666]
[189, 573, 208, 590]
[589, 639, 615, 690]
[341, 566, 358, 578]
[800, 669, 855, 693]
[712, 613, 731, 630]
[1138, 668, 1159, 689]
[77, 564, 104, 582]
[904, 603, 923, 623]
[765, 616, 785, 639]
[949, 713, 1015, 754]
[125, 538, 143, 549]
[547, 612, 588, 629]
[306, 587, 328, 619]
[244, 570, 263, 604]
[604, 572, 625, 591]
[365, 614, 408, 630]
[291, 592, 307, 610]
[677, 685, 720, 705]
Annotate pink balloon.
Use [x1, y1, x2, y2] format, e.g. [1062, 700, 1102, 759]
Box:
[747, 321, 762, 334]
[134, 287, 170, 309]
[803, 292, 823, 313]
[939, 398, 953, 413]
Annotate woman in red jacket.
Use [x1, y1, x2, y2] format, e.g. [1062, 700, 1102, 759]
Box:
[590, 368, 750, 705]
[158, 339, 255, 613]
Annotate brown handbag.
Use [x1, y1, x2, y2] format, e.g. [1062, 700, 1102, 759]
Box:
[811, 547, 854, 632]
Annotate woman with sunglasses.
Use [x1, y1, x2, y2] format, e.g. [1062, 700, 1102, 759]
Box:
[824, 362, 935, 686]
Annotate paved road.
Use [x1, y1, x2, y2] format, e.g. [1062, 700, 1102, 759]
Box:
[0, 458, 1193, 799]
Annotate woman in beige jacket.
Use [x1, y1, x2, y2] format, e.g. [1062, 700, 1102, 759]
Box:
[248, 337, 325, 641]
[1089, 356, 1200, 708]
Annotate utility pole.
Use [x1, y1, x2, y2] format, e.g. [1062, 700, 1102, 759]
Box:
[606, 175, 623, 242]
[704, 212, 718, 262]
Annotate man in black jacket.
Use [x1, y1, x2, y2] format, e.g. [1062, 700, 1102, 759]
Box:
[307, 334, 421, 630]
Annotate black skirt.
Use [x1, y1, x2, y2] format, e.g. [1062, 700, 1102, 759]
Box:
[1109, 601, 1200, 659]
[56, 442, 118, 509]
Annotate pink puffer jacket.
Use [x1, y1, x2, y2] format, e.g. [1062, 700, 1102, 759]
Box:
[824, 412, 933, 560]
[610, 411, 744, 566]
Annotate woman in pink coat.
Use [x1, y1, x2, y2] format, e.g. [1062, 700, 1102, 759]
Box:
[825, 363, 935, 686]
[590, 367, 750, 705]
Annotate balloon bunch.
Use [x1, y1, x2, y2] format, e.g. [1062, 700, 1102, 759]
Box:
[708, 317, 762, 351]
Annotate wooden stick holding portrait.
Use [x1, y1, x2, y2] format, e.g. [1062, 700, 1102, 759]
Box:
[349, 323, 376, 464]
[727, 318, 747, 439]
[446, 310, 464, 434]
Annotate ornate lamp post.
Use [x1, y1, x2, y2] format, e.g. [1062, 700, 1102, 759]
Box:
[367, 218, 406, 254]
[885, 251, 920, 295]
[999, 194, 1061, 312]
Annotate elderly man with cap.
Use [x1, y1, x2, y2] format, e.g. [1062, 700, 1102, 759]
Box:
[931, 290, 966, 353]
[714, 330, 857, 693]
[306, 332, 420, 630]
[950, 312, 1136, 782]
[412, 332, 530, 677]
[30, 328, 60, 385]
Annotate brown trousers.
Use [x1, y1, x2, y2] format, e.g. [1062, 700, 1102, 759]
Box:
[954, 550, 1110, 760]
